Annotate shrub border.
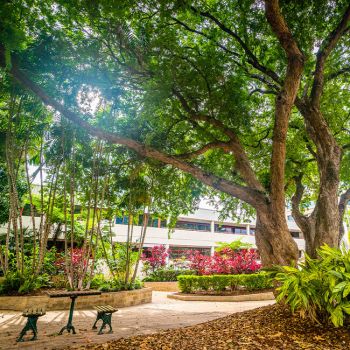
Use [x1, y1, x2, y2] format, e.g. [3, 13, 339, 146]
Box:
[177, 273, 272, 294]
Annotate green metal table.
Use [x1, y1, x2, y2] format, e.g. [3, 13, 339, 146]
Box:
[48, 290, 101, 335]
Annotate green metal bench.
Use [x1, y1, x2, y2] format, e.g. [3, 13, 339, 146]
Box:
[17, 307, 46, 342]
[92, 305, 117, 335]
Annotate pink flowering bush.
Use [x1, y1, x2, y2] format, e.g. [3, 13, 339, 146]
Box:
[186, 248, 261, 276]
[54, 248, 90, 288]
[141, 245, 168, 273]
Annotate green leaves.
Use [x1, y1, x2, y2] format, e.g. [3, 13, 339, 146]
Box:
[177, 273, 272, 294]
[275, 245, 350, 327]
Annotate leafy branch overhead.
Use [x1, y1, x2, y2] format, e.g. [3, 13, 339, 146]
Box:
[0, 0, 349, 266]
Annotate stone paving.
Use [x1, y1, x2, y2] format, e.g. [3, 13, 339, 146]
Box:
[0, 292, 275, 350]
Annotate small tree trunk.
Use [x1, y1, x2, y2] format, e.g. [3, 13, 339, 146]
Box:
[36, 164, 60, 274]
[38, 135, 44, 246]
[131, 210, 149, 283]
[69, 145, 76, 288]
[25, 146, 37, 273]
[339, 189, 350, 245]
[306, 192, 340, 258]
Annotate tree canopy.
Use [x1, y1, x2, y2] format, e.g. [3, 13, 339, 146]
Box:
[1, 0, 350, 265]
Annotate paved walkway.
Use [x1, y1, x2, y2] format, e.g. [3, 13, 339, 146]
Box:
[0, 292, 274, 350]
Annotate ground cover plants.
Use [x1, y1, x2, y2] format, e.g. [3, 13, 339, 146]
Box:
[274, 244, 350, 327]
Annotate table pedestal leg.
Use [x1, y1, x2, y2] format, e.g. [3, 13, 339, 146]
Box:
[59, 296, 77, 335]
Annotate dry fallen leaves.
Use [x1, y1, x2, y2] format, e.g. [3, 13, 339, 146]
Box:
[68, 304, 350, 350]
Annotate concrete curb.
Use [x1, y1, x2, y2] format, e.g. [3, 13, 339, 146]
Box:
[167, 291, 275, 302]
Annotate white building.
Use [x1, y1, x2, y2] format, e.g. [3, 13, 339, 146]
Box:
[112, 208, 305, 259]
[0, 205, 306, 259]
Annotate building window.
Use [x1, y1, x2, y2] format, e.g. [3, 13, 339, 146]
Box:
[138, 215, 159, 227]
[215, 225, 247, 234]
[290, 231, 300, 238]
[168, 246, 211, 259]
[115, 215, 129, 225]
[250, 228, 255, 235]
[175, 221, 210, 231]
[234, 227, 247, 234]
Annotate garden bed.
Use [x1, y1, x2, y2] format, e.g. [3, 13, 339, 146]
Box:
[70, 304, 350, 350]
[0, 287, 152, 311]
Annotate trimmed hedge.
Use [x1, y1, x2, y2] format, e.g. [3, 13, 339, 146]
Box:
[143, 269, 196, 282]
[177, 273, 272, 293]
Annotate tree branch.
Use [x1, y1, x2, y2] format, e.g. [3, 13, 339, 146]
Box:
[171, 17, 240, 58]
[265, 0, 304, 207]
[174, 141, 232, 159]
[172, 89, 265, 192]
[310, 4, 350, 106]
[190, 6, 282, 85]
[1, 48, 267, 209]
[326, 66, 350, 81]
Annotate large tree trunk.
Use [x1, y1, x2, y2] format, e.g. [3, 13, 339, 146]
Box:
[255, 206, 299, 266]
[293, 103, 342, 258]
[293, 175, 341, 258]
[291, 5, 350, 257]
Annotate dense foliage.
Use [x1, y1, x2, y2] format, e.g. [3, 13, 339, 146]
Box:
[0, 271, 50, 295]
[90, 274, 143, 292]
[275, 245, 350, 327]
[177, 273, 272, 294]
[1, 0, 349, 266]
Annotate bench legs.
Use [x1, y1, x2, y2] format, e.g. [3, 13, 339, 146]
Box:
[59, 296, 77, 335]
[92, 312, 113, 335]
[17, 316, 39, 342]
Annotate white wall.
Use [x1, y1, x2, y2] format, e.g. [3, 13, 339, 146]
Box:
[111, 224, 305, 251]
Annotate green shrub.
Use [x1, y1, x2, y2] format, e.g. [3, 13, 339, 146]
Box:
[143, 268, 196, 282]
[177, 273, 272, 294]
[0, 271, 51, 295]
[274, 245, 350, 327]
[50, 274, 68, 288]
[178, 275, 198, 293]
[90, 274, 144, 292]
[240, 273, 273, 291]
[212, 275, 230, 292]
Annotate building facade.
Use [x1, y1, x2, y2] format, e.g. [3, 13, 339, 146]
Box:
[112, 208, 305, 259]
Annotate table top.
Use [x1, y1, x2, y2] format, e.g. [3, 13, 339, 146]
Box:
[47, 290, 101, 298]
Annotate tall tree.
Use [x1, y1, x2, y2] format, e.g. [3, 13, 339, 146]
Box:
[1, 0, 349, 265]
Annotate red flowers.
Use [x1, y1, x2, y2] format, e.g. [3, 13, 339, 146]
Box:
[186, 248, 261, 275]
[141, 245, 261, 276]
[141, 245, 168, 272]
[55, 248, 89, 269]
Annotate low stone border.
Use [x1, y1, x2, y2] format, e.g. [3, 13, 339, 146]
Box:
[167, 291, 275, 302]
[0, 287, 152, 311]
[144, 281, 179, 292]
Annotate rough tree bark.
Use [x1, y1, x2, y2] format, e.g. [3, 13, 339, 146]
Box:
[292, 4, 350, 258]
